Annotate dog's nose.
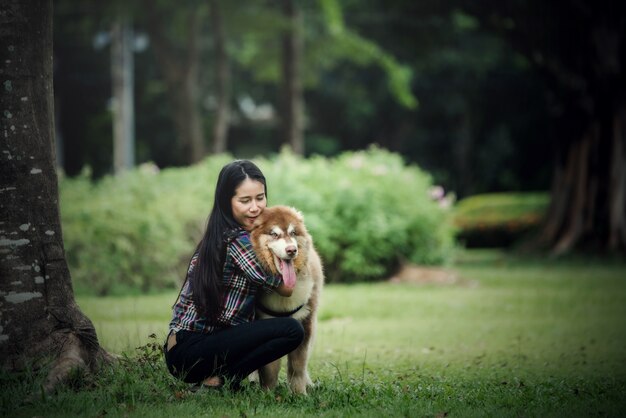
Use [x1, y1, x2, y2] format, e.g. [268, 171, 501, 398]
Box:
[286, 245, 297, 257]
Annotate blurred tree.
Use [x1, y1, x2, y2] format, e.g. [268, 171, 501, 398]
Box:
[316, 0, 418, 109]
[53, 0, 162, 176]
[0, 0, 111, 390]
[280, 0, 305, 155]
[209, 0, 231, 154]
[110, 14, 136, 174]
[139, 0, 206, 164]
[52, 0, 563, 208]
[306, 1, 552, 196]
[462, 0, 626, 253]
[230, 0, 417, 154]
[53, 1, 113, 177]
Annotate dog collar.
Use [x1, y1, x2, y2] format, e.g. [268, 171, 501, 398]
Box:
[257, 303, 305, 318]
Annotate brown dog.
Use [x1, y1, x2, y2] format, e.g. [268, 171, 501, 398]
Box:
[250, 206, 324, 394]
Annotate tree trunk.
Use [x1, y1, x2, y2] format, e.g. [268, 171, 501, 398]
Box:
[111, 16, 136, 174]
[209, 0, 230, 154]
[539, 107, 626, 254]
[458, 1, 626, 255]
[550, 130, 592, 255]
[608, 105, 626, 250]
[517, 5, 626, 255]
[280, 0, 305, 155]
[142, 2, 206, 164]
[0, 0, 111, 391]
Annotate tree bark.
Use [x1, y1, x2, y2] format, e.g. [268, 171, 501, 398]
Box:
[537, 7, 626, 254]
[539, 107, 626, 255]
[209, 0, 230, 154]
[142, 2, 206, 164]
[608, 106, 626, 250]
[551, 130, 592, 255]
[0, 0, 111, 391]
[280, 0, 305, 155]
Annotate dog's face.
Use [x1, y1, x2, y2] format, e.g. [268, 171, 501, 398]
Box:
[250, 206, 310, 289]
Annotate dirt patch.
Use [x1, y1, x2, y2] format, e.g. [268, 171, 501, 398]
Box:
[388, 264, 474, 286]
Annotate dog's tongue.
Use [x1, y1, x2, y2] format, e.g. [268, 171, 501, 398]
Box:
[281, 259, 296, 289]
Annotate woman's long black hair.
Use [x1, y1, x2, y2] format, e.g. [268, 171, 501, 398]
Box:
[191, 160, 267, 324]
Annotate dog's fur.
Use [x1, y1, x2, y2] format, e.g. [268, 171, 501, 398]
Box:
[250, 206, 324, 394]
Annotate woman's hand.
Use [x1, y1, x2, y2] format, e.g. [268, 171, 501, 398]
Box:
[275, 281, 294, 297]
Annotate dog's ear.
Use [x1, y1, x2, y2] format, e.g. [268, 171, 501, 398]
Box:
[289, 207, 304, 221]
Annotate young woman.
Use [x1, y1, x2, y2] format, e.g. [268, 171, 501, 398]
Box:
[164, 160, 304, 389]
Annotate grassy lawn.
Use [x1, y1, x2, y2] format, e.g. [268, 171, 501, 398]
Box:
[3, 250, 626, 417]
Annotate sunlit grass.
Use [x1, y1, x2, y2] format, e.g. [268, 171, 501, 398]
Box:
[4, 250, 625, 417]
[76, 293, 175, 354]
[77, 252, 626, 382]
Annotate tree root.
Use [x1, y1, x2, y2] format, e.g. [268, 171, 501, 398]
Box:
[41, 332, 116, 395]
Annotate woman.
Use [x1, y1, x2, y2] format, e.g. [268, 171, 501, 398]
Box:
[164, 160, 304, 390]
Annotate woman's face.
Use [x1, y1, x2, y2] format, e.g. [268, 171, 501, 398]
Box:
[231, 178, 267, 231]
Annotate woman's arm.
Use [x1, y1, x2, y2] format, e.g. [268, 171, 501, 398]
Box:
[228, 233, 284, 290]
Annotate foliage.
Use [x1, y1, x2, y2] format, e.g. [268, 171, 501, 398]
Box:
[302, 0, 554, 197]
[225, 0, 417, 109]
[3, 251, 626, 416]
[53, 0, 557, 202]
[263, 146, 455, 282]
[453, 192, 549, 247]
[60, 148, 454, 294]
[315, 0, 418, 108]
[60, 155, 234, 295]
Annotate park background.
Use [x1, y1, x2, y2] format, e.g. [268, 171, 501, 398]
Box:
[2, 0, 626, 416]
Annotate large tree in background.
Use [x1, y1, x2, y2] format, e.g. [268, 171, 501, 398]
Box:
[52, 1, 420, 170]
[463, 0, 626, 253]
[140, 0, 206, 164]
[279, 0, 305, 155]
[0, 0, 110, 390]
[110, 14, 136, 174]
[209, 0, 231, 154]
[230, 0, 417, 155]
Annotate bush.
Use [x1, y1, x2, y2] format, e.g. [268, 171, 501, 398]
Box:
[60, 155, 234, 295]
[453, 192, 549, 248]
[263, 147, 455, 282]
[60, 147, 454, 294]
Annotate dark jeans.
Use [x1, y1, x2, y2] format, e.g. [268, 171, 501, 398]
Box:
[164, 317, 304, 385]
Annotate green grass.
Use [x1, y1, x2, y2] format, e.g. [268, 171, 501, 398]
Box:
[2, 250, 626, 417]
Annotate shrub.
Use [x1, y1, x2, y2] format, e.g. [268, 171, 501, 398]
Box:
[60, 156, 234, 295]
[60, 147, 454, 294]
[453, 192, 549, 248]
[263, 147, 455, 282]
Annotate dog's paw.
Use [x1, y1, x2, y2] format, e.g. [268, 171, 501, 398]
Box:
[289, 377, 308, 395]
[247, 370, 259, 383]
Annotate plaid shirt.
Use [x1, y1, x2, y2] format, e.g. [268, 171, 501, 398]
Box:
[169, 229, 282, 334]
